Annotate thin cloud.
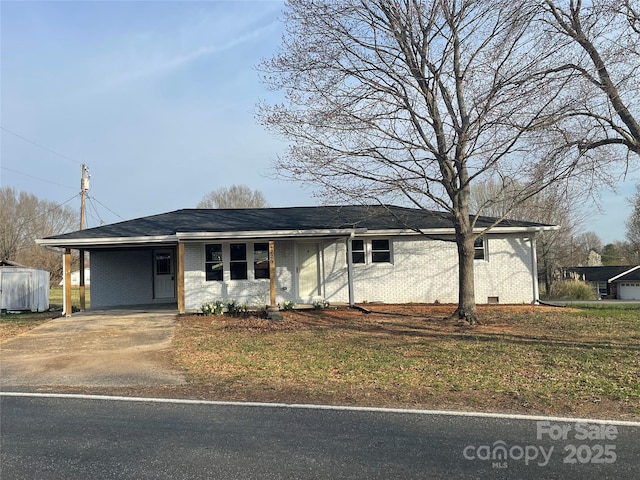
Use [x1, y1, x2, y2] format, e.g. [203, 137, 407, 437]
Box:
[99, 21, 278, 90]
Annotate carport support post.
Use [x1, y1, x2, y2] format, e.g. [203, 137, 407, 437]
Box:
[79, 249, 86, 311]
[177, 242, 185, 314]
[63, 248, 72, 316]
[267, 240, 282, 320]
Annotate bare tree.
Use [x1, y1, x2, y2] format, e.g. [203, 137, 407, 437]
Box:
[258, 0, 597, 323]
[1, 187, 78, 281]
[470, 179, 587, 292]
[197, 185, 269, 209]
[541, 0, 640, 156]
[626, 184, 640, 251]
[572, 231, 603, 266]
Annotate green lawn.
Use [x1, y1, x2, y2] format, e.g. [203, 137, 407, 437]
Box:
[49, 286, 90, 310]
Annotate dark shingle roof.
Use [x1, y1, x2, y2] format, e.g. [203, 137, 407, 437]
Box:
[42, 205, 553, 243]
[562, 266, 640, 282]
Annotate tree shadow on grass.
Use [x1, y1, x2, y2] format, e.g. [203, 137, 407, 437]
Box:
[288, 309, 640, 353]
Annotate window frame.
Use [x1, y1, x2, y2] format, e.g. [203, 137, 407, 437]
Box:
[351, 239, 365, 264]
[205, 244, 223, 281]
[229, 243, 248, 280]
[371, 238, 391, 263]
[350, 238, 393, 265]
[253, 242, 270, 280]
[474, 237, 487, 261]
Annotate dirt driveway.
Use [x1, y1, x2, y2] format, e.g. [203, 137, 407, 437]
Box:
[0, 307, 185, 388]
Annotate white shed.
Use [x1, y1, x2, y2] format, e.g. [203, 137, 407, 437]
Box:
[0, 265, 50, 312]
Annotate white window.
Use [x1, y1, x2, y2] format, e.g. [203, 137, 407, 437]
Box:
[254, 243, 270, 279]
[205, 244, 223, 281]
[474, 237, 486, 260]
[351, 239, 365, 264]
[371, 239, 391, 263]
[350, 238, 392, 264]
[205, 242, 270, 281]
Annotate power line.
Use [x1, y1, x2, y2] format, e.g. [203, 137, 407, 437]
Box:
[1, 165, 76, 189]
[11, 193, 81, 232]
[86, 196, 106, 227]
[87, 194, 126, 221]
[0, 126, 83, 166]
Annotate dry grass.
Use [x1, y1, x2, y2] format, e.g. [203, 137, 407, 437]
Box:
[0, 312, 56, 342]
[172, 304, 640, 420]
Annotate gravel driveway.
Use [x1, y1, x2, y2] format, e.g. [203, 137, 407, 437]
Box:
[0, 307, 185, 388]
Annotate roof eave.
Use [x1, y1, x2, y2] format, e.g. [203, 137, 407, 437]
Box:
[176, 228, 364, 240]
[36, 235, 179, 248]
[608, 265, 640, 283]
[363, 225, 557, 236]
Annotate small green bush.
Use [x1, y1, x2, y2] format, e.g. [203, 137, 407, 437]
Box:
[226, 300, 248, 316]
[546, 280, 598, 300]
[201, 300, 224, 316]
[313, 298, 330, 310]
[282, 300, 295, 311]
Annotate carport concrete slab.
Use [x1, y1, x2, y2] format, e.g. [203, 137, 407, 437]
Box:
[0, 307, 186, 388]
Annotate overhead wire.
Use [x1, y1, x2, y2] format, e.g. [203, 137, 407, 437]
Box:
[0, 126, 83, 166]
[87, 195, 126, 221]
[0, 166, 76, 190]
[8, 193, 81, 232]
[86, 196, 106, 227]
[2, 126, 126, 227]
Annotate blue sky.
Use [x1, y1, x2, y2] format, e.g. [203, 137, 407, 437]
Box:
[0, 0, 636, 243]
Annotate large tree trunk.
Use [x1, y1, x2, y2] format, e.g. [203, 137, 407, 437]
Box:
[455, 229, 479, 325]
[452, 204, 479, 325]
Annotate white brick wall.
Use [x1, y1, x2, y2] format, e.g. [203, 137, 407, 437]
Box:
[184, 240, 299, 312]
[184, 239, 351, 312]
[473, 235, 536, 304]
[92, 233, 537, 310]
[350, 235, 536, 304]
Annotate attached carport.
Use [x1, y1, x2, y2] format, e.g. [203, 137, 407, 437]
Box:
[37, 236, 281, 318]
[36, 241, 186, 316]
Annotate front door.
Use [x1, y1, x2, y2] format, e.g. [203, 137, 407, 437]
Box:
[153, 249, 175, 299]
[297, 243, 321, 301]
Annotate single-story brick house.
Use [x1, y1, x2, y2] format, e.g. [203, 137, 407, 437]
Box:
[37, 205, 556, 314]
[559, 265, 640, 300]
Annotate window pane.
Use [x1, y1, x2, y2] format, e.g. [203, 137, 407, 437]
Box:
[371, 239, 389, 251]
[351, 239, 365, 264]
[254, 243, 269, 261]
[230, 262, 247, 280]
[230, 243, 246, 261]
[474, 237, 485, 260]
[156, 254, 171, 275]
[254, 243, 270, 279]
[206, 264, 223, 281]
[255, 265, 270, 279]
[206, 244, 222, 262]
[371, 239, 390, 263]
[352, 251, 365, 264]
[205, 244, 223, 281]
[372, 251, 390, 263]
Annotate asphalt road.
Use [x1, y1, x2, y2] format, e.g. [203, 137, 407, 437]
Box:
[1, 394, 638, 479]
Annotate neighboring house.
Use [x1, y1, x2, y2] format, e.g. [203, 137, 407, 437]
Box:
[58, 268, 91, 287]
[0, 261, 50, 312]
[37, 205, 556, 313]
[559, 265, 640, 300]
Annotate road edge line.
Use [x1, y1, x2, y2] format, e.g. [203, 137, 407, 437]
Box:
[1, 391, 639, 426]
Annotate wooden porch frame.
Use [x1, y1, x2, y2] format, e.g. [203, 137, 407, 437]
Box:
[177, 242, 185, 314]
